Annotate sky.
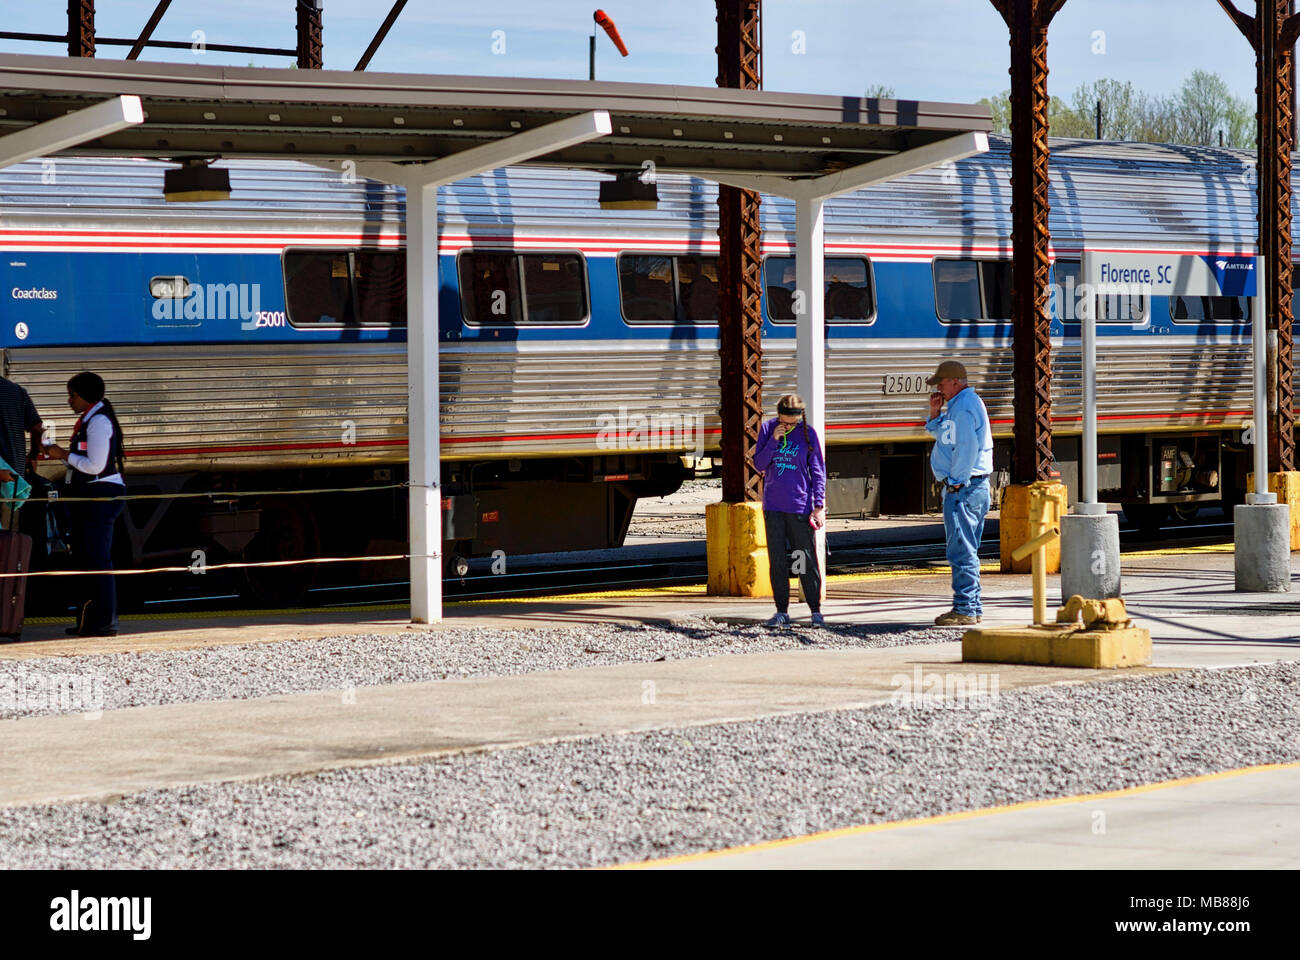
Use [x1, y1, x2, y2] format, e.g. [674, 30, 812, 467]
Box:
[0, 1, 1261, 107]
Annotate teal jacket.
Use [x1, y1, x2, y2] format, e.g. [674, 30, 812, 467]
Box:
[0, 455, 31, 513]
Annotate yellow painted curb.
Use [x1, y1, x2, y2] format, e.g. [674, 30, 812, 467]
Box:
[613, 760, 1300, 869]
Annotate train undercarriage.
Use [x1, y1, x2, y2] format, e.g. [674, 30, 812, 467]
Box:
[18, 427, 1251, 614]
[21, 452, 691, 612]
[821, 428, 1252, 534]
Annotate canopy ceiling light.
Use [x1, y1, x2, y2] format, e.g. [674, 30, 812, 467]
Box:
[163, 158, 231, 202]
[598, 170, 658, 210]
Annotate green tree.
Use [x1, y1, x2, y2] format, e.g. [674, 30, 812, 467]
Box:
[1070, 78, 1139, 140]
[1176, 69, 1246, 146]
[977, 89, 1088, 137]
[982, 71, 1254, 147]
[977, 91, 1011, 134]
[1132, 93, 1179, 144]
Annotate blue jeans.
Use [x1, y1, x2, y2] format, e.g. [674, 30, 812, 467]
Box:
[943, 477, 990, 616]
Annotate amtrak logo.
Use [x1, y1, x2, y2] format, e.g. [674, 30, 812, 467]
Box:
[1215, 260, 1251, 271]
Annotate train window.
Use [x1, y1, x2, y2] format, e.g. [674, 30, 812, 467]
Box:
[763, 256, 875, 323]
[618, 256, 676, 323]
[458, 251, 523, 324]
[1100, 290, 1148, 322]
[677, 255, 720, 324]
[520, 253, 587, 324]
[458, 251, 588, 325]
[352, 250, 407, 327]
[285, 251, 356, 325]
[284, 249, 407, 327]
[933, 260, 982, 320]
[1170, 296, 1251, 323]
[934, 259, 1012, 321]
[980, 261, 1013, 319]
[1053, 259, 1148, 323]
[617, 253, 719, 325]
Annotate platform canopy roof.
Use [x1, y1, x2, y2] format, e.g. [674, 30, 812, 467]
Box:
[0, 52, 990, 180]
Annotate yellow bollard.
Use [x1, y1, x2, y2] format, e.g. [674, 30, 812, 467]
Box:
[1027, 484, 1061, 626]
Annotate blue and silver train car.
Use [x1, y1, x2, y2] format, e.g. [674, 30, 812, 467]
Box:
[0, 136, 1265, 590]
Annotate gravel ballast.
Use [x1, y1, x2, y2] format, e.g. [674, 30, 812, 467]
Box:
[0, 619, 960, 721]
[0, 661, 1296, 869]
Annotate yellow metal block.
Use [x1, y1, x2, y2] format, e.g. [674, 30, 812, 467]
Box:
[705, 501, 772, 598]
[999, 481, 1067, 573]
[961, 624, 1152, 668]
[1248, 471, 1300, 551]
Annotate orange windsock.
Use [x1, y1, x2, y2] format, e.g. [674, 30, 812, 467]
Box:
[594, 10, 628, 57]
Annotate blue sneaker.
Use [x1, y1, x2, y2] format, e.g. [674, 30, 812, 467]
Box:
[765, 612, 791, 628]
[810, 612, 826, 628]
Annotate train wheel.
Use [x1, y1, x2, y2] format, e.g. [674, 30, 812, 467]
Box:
[241, 496, 320, 606]
[1170, 502, 1200, 524]
[1122, 503, 1167, 537]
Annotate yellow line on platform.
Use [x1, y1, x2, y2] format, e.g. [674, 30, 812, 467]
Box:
[614, 760, 1300, 869]
[1124, 543, 1234, 557]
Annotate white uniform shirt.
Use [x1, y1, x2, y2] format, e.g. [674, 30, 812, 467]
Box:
[67, 401, 124, 485]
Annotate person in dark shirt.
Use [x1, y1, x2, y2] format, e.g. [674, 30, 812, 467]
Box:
[0, 375, 43, 495]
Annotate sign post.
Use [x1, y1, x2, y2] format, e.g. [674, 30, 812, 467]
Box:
[1075, 251, 1284, 594]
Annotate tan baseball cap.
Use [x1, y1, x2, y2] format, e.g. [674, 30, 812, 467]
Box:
[926, 360, 968, 385]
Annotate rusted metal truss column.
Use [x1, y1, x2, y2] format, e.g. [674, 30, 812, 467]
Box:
[715, 0, 764, 504]
[1220, 0, 1300, 473]
[68, 0, 95, 57]
[993, 0, 1065, 483]
[297, 0, 324, 69]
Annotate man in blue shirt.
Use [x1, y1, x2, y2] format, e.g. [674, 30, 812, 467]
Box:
[924, 360, 993, 626]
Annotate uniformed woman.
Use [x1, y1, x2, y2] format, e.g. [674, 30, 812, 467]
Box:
[45, 371, 126, 637]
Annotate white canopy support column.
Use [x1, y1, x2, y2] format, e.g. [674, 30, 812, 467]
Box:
[795, 195, 827, 601]
[0, 95, 143, 170]
[394, 110, 612, 622]
[405, 179, 441, 623]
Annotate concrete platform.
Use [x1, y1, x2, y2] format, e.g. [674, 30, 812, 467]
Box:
[0, 645, 1163, 807]
[642, 762, 1300, 869]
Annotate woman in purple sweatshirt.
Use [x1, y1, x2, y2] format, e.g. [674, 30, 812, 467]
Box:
[753, 394, 827, 629]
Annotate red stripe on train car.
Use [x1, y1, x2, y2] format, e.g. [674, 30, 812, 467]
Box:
[125, 411, 1251, 459]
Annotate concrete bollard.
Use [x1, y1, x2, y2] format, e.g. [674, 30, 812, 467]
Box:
[1059, 507, 1121, 602]
[1234, 502, 1292, 592]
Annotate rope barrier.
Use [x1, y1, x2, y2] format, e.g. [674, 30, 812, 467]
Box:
[0, 552, 437, 579]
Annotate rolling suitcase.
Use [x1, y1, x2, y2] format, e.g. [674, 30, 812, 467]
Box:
[0, 528, 33, 641]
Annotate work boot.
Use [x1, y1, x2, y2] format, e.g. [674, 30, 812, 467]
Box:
[934, 609, 980, 626]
